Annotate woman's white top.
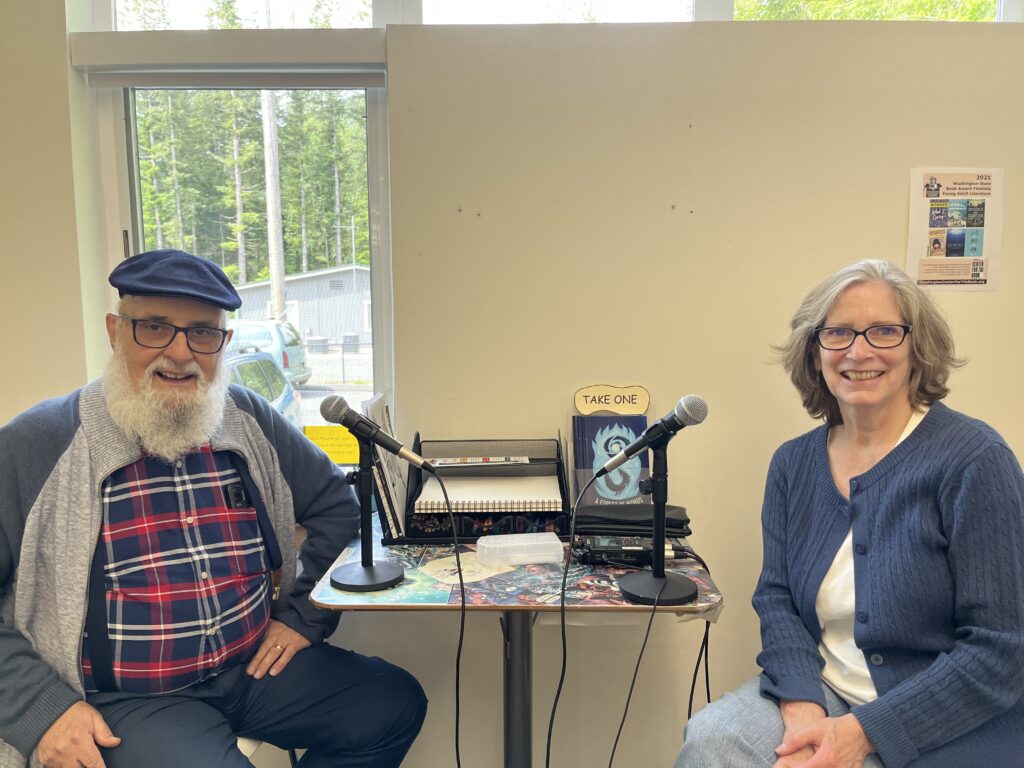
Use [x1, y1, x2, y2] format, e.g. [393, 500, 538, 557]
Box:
[816, 408, 927, 706]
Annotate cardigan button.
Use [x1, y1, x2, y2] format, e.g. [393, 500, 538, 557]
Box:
[870, 653, 884, 666]
[855, 543, 867, 555]
[856, 611, 868, 623]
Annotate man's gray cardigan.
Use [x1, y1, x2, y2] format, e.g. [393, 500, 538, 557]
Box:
[0, 380, 358, 766]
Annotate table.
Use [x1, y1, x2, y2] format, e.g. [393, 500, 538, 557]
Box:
[310, 537, 723, 767]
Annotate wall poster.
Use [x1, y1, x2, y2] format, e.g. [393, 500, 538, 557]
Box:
[906, 167, 1003, 290]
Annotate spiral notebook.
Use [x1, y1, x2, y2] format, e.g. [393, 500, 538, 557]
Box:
[413, 474, 564, 514]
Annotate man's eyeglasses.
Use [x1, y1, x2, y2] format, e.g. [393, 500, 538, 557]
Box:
[118, 315, 229, 354]
[813, 324, 912, 351]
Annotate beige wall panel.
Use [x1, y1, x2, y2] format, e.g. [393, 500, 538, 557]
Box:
[370, 21, 1024, 767]
[0, 0, 90, 422]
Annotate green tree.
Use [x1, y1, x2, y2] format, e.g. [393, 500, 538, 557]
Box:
[734, 0, 996, 21]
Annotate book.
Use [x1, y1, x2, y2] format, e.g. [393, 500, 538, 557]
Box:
[370, 460, 403, 540]
[964, 227, 984, 258]
[413, 475, 563, 514]
[945, 228, 966, 258]
[966, 199, 986, 227]
[361, 394, 408, 538]
[572, 414, 649, 507]
[928, 200, 948, 228]
[946, 198, 967, 228]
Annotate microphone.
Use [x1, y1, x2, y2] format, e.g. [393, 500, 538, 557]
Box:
[595, 394, 708, 478]
[319, 395, 435, 474]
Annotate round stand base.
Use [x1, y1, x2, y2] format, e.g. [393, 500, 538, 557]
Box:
[617, 571, 698, 606]
[330, 560, 404, 592]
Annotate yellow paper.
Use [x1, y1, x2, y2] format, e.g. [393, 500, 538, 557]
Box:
[304, 425, 359, 464]
[574, 384, 650, 415]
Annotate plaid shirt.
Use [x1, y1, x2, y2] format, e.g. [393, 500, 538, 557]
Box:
[81, 445, 271, 694]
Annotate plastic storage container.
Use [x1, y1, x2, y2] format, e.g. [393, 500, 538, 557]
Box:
[476, 532, 564, 567]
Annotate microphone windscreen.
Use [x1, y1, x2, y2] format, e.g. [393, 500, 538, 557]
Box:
[319, 394, 351, 423]
[674, 394, 708, 427]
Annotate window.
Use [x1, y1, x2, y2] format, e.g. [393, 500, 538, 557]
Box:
[732, 0, 997, 21]
[113, 0, 696, 29]
[127, 85, 380, 425]
[230, 359, 274, 400]
[422, 0, 695, 23]
[115, 0, 373, 31]
[258, 359, 288, 400]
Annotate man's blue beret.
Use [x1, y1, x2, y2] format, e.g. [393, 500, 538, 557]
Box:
[109, 249, 242, 311]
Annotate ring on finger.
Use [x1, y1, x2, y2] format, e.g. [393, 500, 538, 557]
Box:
[274, 643, 284, 651]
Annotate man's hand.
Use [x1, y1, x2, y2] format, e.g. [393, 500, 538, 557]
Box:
[246, 619, 312, 680]
[35, 701, 120, 768]
[773, 700, 826, 768]
[774, 713, 875, 768]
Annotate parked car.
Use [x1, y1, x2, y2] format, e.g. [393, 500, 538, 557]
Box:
[225, 350, 303, 428]
[227, 319, 312, 386]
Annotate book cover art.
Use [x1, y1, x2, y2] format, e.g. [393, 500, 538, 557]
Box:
[946, 199, 968, 228]
[928, 200, 948, 228]
[967, 199, 986, 227]
[965, 228, 984, 257]
[572, 415, 649, 507]
[945, 228, 966, 257]
[926, 228, 946, 257]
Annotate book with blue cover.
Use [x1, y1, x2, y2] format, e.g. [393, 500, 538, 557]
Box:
[945, 228, 966, 257]
[572, 414, 649, 507]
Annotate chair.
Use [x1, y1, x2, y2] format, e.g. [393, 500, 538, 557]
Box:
[235, 736, 298, 766]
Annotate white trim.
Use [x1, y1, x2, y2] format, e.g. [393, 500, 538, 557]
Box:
[86, 71, 385, 88]
[373, 0, 424, 25]
[694, 0, 733, 21]
[70, 29, 387, 85]
[367, 85, 396, 418]
[998, 0, 1024, 21]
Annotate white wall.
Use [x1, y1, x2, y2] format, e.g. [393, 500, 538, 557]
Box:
[4, 12, 1023, 768]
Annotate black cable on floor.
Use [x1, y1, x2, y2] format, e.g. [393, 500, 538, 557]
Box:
[607, 579, 666, 767]
[687, 621, 711, 720]
[544, 475, 598, 768]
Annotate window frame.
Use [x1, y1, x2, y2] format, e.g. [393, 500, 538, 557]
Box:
[73, 25, 395, 400]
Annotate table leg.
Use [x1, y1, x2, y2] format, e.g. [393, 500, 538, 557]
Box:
[502, 610, 534, 768]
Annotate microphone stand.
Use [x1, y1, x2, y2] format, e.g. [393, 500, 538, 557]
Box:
[329, 434, 404, 592]
[616, 436, 698, 606]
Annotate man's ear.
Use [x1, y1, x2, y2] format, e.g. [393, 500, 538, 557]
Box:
[105, 313, 119, 350]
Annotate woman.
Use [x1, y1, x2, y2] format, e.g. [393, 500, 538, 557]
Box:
[675, 260, 1024, 768]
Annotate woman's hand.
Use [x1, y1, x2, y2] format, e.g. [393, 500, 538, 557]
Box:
[774, 713, 875, 768]
[773, 700, 826, 767]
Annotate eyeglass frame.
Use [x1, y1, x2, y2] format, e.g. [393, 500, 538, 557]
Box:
[812, 324, 912, 351]
[117, 314, 230, 354]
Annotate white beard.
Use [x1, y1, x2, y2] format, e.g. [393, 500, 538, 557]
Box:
[103, 348, 228, 464]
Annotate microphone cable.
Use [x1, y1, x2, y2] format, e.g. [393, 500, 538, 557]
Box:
[688, 621, 711, 720]
[604, 543, 711, 766]
[432, 474, 467, 768]
[544, 474, 598, 768]
[607, 578, 666, 767]
[682, 550, 712, 719]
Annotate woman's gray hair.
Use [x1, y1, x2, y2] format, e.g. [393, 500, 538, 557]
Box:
[776, 259, 964, 424]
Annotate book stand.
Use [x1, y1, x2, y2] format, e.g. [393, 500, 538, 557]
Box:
[330, 436, 404, 592]
[616, 438, 698, 606]
[394, 437, 570, 544]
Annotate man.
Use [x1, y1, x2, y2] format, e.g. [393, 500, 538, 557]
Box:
[0, 250, 427, 768]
